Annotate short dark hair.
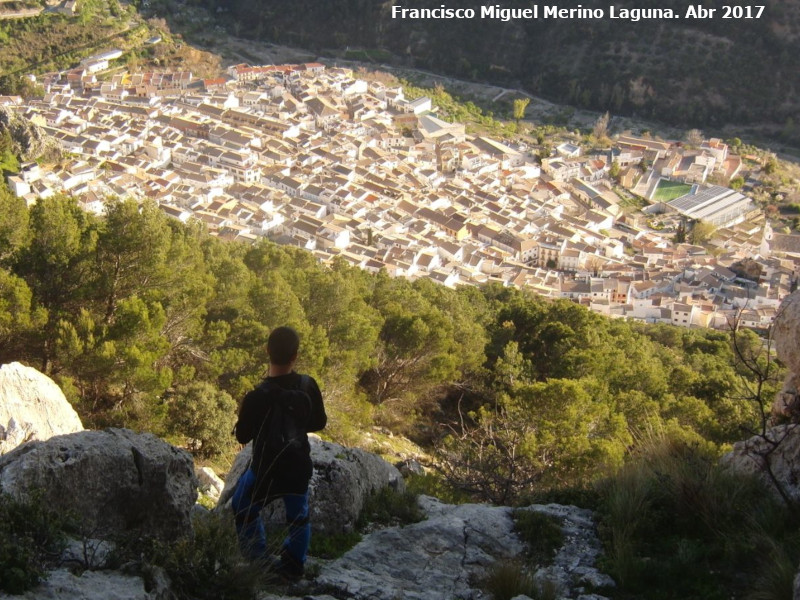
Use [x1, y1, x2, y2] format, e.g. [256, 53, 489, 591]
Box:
[267, 326, 300, 365]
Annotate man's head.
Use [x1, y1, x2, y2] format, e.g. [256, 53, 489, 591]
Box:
[267, 326, 300, 366]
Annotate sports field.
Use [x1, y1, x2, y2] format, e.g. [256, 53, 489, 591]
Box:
[652, 179, 693, 203]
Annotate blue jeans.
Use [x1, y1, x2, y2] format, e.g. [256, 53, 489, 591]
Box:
[231, 468, 311, 565]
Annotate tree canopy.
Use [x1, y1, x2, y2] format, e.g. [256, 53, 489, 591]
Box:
[0, 194, 781, 489]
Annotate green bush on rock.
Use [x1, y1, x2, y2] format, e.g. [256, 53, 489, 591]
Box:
[0, 492, 71, 594]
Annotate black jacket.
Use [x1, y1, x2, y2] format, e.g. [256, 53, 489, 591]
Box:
[234, 372, 326, 501]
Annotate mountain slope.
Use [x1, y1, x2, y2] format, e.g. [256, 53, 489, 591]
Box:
[205, 0, 800, 135]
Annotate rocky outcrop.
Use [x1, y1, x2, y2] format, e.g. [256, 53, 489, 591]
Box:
[526, 504, 615, 597]
[1, 428, 614, 600]
[0, 362, 83, 455]
[773, 289, 800, 418]
[0, 569, 151, 600]
[219, 437, 404, 533]
[315, 497, 522, 600]
[259, 498, 611, 600]
[0, 105, 61, 162]
[0, 428, 197, 540]
[721, 424, 800, 503]
[723, 289, 800, 503]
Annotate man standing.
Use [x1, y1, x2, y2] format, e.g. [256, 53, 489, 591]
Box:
[232, 326, 327, 581]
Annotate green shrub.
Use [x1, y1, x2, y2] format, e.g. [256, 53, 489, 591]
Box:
[596, 436, 799, 599]
[142, 511, 264, 600]
[357, 485, 424, 529]
[167, 382, 237, 460]
[483, 561, 560, 600]
[0, 492, 71, 594]
[748, 542, 799, 600]
[521, 485, 601, 510]
[513, 509, 564, 565]
[406, 472, 472, 505]
[309, 530, 362, 559]
[483, 561, 537, 600]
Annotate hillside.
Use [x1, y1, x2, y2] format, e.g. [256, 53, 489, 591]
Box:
[1, 190, 799, 598]
[181, 0, 800, 138]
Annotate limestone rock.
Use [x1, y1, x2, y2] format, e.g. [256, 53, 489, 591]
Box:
[315, 496, 523, 599]
[0, 105, 61, 162]
[773, 290, 800, 418]
[0, 569, 150, 600]
[219, 437, 404, 534]
[0, 362, 83, 455]
[60, 538, 115, 570]
[314, 497, 611, 600]
[721, 424, 800, 503]
[0, 428, 197, 539]
[525, 504, 615, 597]
[395, 458, 425, 477]
[774, 289, 800, 377]
[196, 466, 224, 501]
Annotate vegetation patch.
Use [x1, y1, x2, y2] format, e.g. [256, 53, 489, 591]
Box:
[406, 472, 473, 505]
[483, 560, 538, 600]
[139, 511, 264, 600]
[595, 436, 800, 600]
[309, 530, 363, 560]
[310, 486, 423, 560]
[651, 179, 693, 203]
[357, 485, 425, 529]
[0, 492, 72, 594]
[513, 509, 564, 565]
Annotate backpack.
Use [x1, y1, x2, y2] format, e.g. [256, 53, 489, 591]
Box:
[255, 375, 313, 463]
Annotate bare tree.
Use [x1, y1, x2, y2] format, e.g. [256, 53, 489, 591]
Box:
[434, 395, 541, 505]
[728, 308, 795, 507]
[685, 128, 704, 147]
[592, 111, 611, 140]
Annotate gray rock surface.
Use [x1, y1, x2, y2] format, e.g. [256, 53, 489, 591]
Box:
[315, 496, 522, 599]
[525, 504, 615, 597]
[196, 465, 224, 502]
[312, 497, 611, 600]
[0, 105, 61, 162]
[219, 436, 404, 533]
[794, 569, 800, 600]
[773, 289, 800, 417]
[774, 289, 800, 378]
[60, 538, 115, 570]
[721, 424, 800, 503]
[0, 428, 197, 539]
[0, 569, 150, 600]
[0, 362, 83, 455]
[724, 290, 800, 504]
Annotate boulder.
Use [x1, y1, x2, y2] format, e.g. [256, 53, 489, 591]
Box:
[60, 538, 115, 570]
[0, 362, 83, 455]
[219, 437, 404, 533]
[395, 458, 425, 477]
[0, 428, 197, 540]
[196, 466, 224, 502]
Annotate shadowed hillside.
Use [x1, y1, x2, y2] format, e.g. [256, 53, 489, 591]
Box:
[182, 0, 800, 137]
